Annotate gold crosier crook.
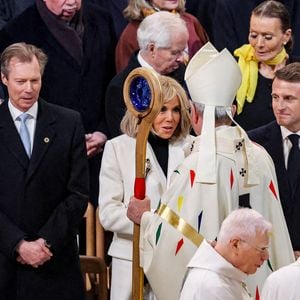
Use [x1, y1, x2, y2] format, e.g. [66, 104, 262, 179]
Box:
[123, 67, 163, 300]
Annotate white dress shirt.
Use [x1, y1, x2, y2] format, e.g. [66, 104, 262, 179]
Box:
[280, 126, 300, 168]
[8, 100, 38, 154]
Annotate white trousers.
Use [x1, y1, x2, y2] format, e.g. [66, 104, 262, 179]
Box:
[110, 257, 156, 300]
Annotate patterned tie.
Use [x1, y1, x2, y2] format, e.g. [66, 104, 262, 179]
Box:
[18, 113, 31, 157]
[287, 134, 300, 195]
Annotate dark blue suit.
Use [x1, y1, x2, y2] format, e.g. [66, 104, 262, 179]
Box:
[248, 121, 300, 250]
[0, 99, 89, 299]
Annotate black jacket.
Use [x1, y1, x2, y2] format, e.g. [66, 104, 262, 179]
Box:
[248, 121, 300, 250]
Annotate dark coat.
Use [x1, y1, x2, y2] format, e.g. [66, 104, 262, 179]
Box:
[0, 99, 89, 300]
[248, 121, 300, 250]
[85, 0, 128, 38]
[105, 54, 186, 139]
[0, 3, 115, 134]
[0, 0, 34, 29]
[0, 3, 116, 205]
[185, 0, 216, 43]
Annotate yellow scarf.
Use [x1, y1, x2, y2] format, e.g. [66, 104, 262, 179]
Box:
[234, 44, 287, 114]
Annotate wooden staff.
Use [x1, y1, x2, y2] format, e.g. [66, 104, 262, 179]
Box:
[123, 68, 163, 300]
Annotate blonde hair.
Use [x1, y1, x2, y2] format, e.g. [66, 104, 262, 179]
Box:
[123, 0, 186, 21]
[121, 75, 190, 140]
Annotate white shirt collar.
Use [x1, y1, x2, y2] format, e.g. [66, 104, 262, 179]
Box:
[280, 126, 300, 140]
[137, 51, 159, 75]
[8, 100, 38, 121]
[188, 240, 248, 282]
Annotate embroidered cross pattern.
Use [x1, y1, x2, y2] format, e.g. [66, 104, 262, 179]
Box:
[239, 168, 247, 177]
[235, 141, 243, 151]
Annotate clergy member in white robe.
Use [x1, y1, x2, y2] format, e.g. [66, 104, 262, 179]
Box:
[261, 258, 300, 300]
[181, 240, 253, 300]
[127, 43, 294, 300]
[180, 208, 272, 300]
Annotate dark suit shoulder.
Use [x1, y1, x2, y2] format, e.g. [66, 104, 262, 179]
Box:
[247, 121, 279, 144]
[0, 4, 39, 34]
[107, 54, 140, 87]
[0, 5, 44, 51]
[39, 98, 81, 120]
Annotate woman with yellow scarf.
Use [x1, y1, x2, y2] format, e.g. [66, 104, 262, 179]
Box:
[234, 1, 295, 130]
[115, 0, 209, 73]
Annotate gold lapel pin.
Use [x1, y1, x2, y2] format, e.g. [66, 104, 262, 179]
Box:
[44, 137, 50, 143]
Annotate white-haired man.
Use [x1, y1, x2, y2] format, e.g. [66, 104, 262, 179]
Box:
[127, 42, 294, 299]
[181, 208, 271, 299]
[105, 11, 189, 138]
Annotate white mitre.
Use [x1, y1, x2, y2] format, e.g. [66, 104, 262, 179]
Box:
[185, 42, 257, 184]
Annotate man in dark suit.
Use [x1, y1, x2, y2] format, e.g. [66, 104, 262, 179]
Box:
[0, 42, 89, 299]
[105, 11, 187, 139]
[0, 0, 116, 206]
[248, 62, 300, 258]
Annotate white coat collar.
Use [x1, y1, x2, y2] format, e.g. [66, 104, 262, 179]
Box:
[188, 240, 248, 284]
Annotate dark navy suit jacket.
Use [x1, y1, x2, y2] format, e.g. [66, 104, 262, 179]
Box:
[248, 121, 300, 250]
[0, 99, 89, 299]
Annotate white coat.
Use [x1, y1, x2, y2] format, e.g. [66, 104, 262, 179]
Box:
[180, 240, 252, 300]
[99, 134, 192, 300]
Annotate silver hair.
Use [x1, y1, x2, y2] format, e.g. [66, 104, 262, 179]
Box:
[193, 102, 231, 122]
[137, 11, 188, 51]
[217, 208, 272, 244]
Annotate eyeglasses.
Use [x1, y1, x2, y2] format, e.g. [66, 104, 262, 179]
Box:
[240, 239, 269, 255]
[157, 47, 186, 59]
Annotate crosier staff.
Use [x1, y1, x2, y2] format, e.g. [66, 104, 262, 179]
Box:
[123, 68, 163, 300]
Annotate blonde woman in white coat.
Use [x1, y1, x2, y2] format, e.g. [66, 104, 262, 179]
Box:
[99, 75, 192, 300]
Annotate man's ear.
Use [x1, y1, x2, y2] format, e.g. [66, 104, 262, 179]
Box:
[147, 43, 156, 58]
[190, 103, 203, 135]
[1, 73, 7, 86]
[230, 238, 241, 254]
[231, 104, 237, 117]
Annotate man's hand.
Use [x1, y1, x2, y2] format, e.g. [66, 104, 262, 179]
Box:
[85, 131, 107, 158]
[127, 196, 151, 225]
[16, 238, 53, 268]
[294, 250, 300, 260]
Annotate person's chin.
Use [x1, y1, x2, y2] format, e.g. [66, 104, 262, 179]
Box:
[158, 132, 173, 139]
[247, 268, 257, 275]
[166, 66, 179, 74]
[256, 54, 275, 62]
[275, 114, 290, 125]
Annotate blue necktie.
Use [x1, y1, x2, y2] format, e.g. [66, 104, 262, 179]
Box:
[18, 113, 31, 157]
